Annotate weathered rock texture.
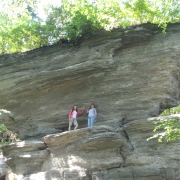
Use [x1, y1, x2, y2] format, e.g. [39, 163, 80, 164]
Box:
[2, 140, 48, 175]
[0, 151, 10, 179]
[0, 23, 180, 179]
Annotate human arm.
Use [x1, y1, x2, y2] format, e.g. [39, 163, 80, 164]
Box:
[68, 110, 72, 120]
[77, 107, 85, 115]
[87, 106, 91, 114]
[94, 108, 97, 120]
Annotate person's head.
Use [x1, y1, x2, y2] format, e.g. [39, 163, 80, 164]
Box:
[90, 103, 95, 109]
[72, 105, 78, 111]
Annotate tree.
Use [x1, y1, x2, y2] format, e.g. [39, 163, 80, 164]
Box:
[0, 124, 8, 145]
[0, 0, 49, 53]
[147, 104, 180, 142]
[0, 0, 180, 54]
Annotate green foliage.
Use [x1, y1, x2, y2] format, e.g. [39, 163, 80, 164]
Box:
[46, 0, 101, 45]
[0, 123, 19, 147]
[147, 118, 180, 142]
[64, 11, 99, 44]
[0, 0, 180, 54]
[0, 124, 8, 146]
[160, 104, 180, 116]
[0, 124, 7, 133]
[0, 0, 41, 54]
[148, 104, 180, 142]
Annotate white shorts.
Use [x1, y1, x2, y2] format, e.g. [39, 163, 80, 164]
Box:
[69, 118, 78, 126]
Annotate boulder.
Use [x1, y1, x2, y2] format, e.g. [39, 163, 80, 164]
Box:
[0, 152, 11, 180]
[2, 141, 48, 175]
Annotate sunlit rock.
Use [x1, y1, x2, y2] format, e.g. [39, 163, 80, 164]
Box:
[2, 141, 48, 175]
[1, 23, 180, 179]
[42, 125, 127, 172]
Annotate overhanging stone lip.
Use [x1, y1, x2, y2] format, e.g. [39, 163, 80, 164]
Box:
[2, 140, 47, 156]
[42, 125, 127, 148]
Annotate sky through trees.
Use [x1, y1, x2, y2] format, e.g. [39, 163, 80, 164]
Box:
[0, 0, 180, 54]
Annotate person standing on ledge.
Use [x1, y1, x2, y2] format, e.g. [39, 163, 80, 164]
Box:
[87, 103, 97, 128]
[68, 105, 85, 131]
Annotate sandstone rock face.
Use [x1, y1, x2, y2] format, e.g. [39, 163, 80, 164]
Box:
[1, 23, 180, 139]
[0, 23, 180, 179]
[0, 152, 10, 179]
[2, 122, 180, 180]
[42, 126, 127, 170]
[2, 141, 48, 175]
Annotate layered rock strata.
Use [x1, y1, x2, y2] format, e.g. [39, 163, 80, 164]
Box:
[1, 24, 180, 139]
[0, 23, 180, 179]
[2, 122, 180, 180]
[2, 141, 48, 175]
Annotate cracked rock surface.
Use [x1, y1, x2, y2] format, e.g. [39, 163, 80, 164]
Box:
[2, 123, 180, 180]
[1, 24, 180, 139]
[1, 23, 180, 179]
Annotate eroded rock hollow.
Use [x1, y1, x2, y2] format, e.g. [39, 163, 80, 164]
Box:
[0, 23, 180, 179]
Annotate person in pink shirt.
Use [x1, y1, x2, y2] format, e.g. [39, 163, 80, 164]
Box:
[68, 105, 85, 131]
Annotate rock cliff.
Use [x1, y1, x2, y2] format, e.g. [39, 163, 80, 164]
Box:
[0, 23, 180, 179]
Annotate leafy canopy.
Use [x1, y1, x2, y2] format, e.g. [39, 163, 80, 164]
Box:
[0, 0, 180, 54]
[0, 124, 8, 146]
[147, 104, 180, 142]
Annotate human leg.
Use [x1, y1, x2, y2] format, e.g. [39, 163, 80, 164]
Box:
[90, 116, 95, 127]
[74, 118, 78, 130]
[69, 119, 73, 131]
[68, 126, 71, 131]
[88, 117, 91, 127]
